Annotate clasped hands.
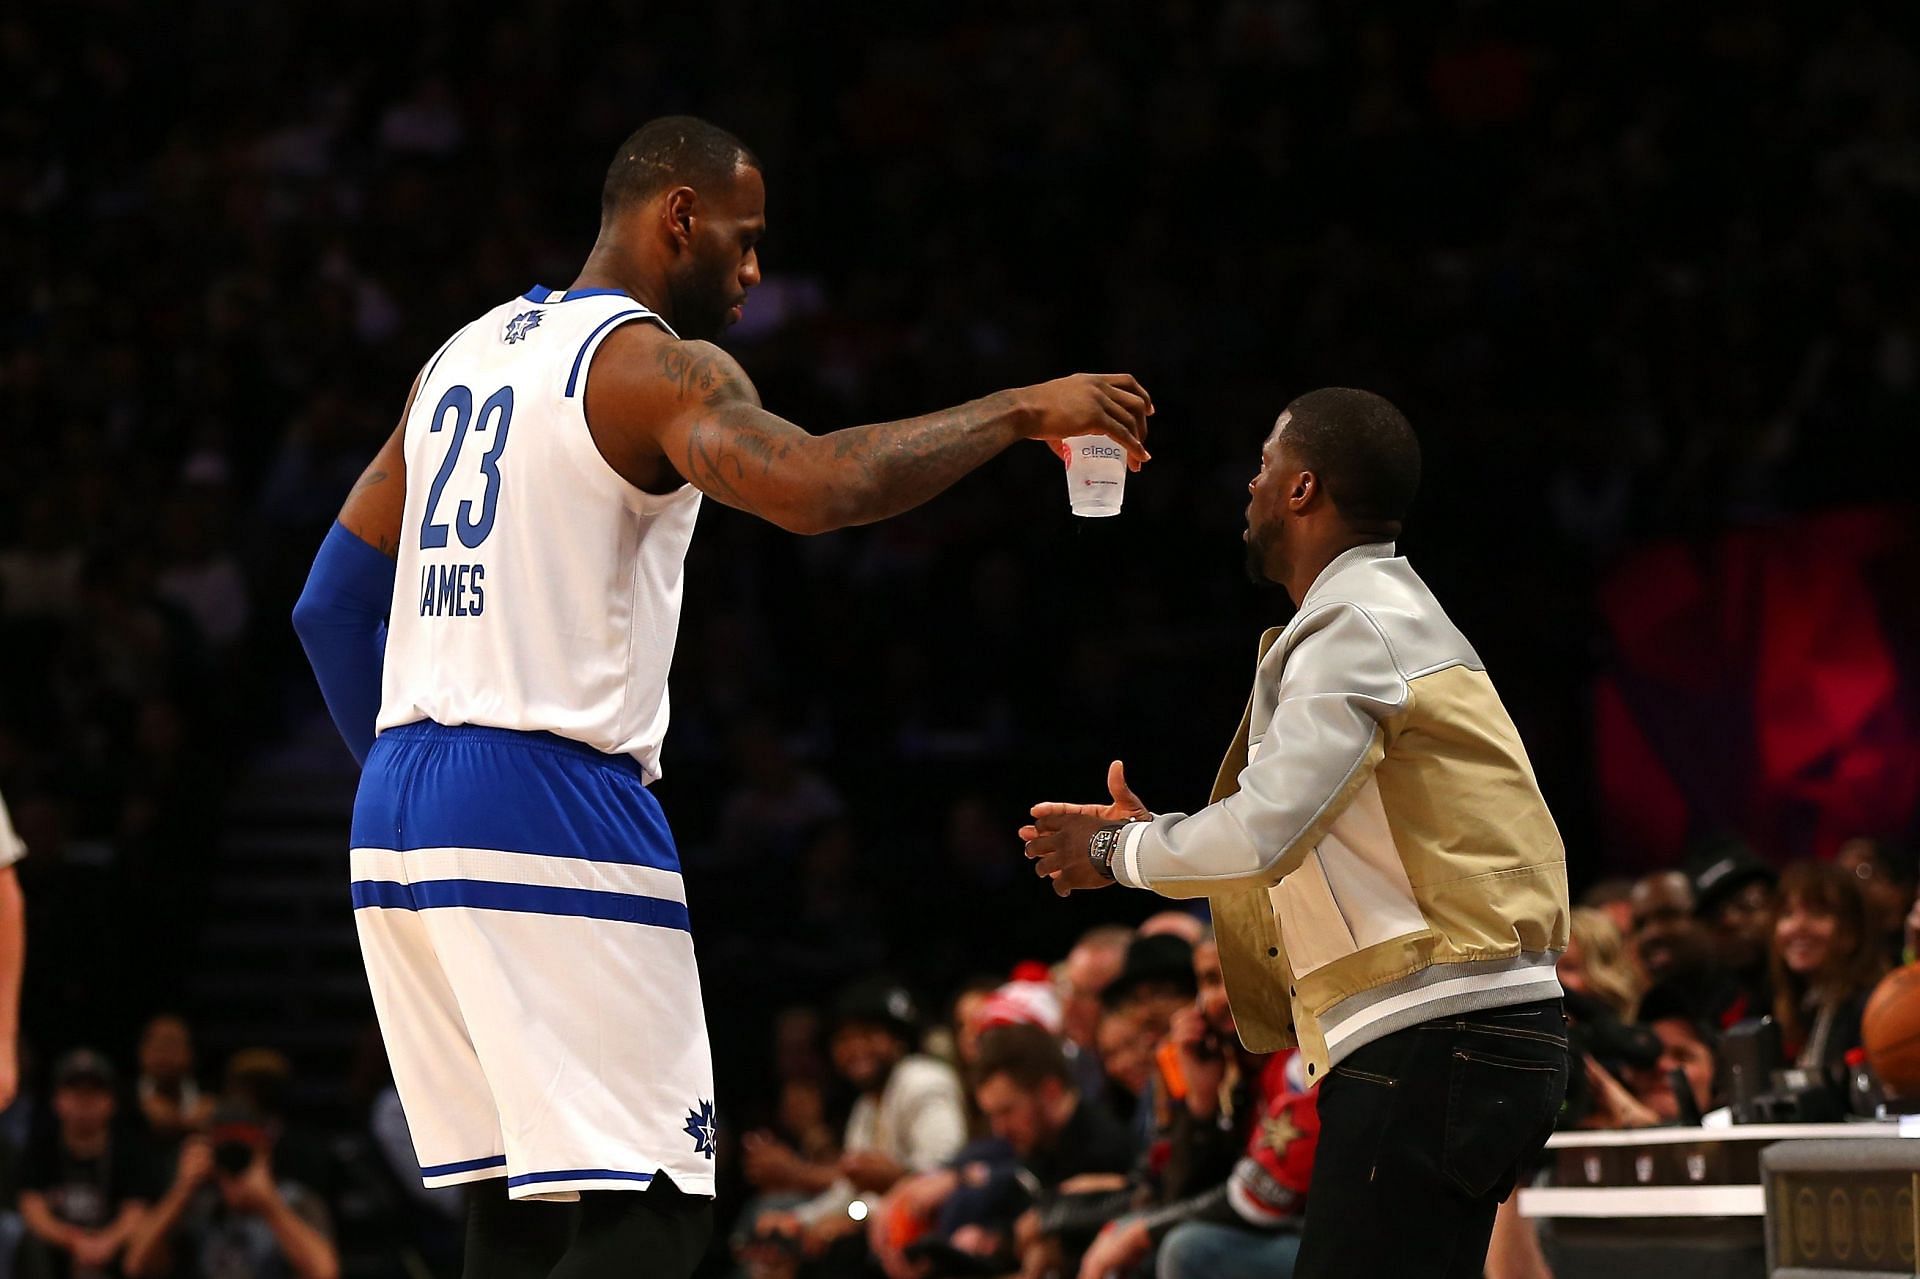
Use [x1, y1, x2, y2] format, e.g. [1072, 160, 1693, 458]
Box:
[1019, 760, 1149, 897]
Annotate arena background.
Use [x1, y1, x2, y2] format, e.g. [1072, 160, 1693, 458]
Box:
[2, 0, 1917, 1273]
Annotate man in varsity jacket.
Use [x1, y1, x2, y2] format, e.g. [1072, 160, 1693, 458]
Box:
[1022, 387, 1571, 1279]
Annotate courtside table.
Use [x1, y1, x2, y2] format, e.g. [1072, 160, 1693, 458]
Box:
[1519, 1123, 1918, 1279]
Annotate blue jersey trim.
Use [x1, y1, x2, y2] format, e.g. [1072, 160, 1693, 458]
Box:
[352, 724, 681, 870]
[565, 309, 649, 397]
[420, 1154, 508, 1177]
[507, 1168, 656, 1189]
[350, 878, 693, 932]
[522, 285, 635, 304]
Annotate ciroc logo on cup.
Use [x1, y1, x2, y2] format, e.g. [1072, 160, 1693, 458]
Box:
[1079, 443, 1124, 460]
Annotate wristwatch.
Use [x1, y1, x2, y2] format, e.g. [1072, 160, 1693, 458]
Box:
[1089, 823, 1125, 880]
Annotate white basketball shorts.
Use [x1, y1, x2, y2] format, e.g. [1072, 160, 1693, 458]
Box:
[350, 721, 716, 1202]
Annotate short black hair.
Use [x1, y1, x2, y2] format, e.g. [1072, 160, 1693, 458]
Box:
[973, 1024, 1073, 1093]
[1279, 387, 1421, 529]
[601, 116, 760, 217]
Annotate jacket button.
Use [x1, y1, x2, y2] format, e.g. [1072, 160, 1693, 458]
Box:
[1267, 947, 1279, 958]
[1307, 1063, 1315, 1077]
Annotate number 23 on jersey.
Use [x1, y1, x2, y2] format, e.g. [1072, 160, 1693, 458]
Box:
[418, 382, 511, 617]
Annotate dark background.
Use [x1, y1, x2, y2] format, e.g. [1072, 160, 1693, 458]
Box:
[1, 0, 1917, 1268]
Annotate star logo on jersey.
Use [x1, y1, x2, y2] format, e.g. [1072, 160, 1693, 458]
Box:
[504, 309, 544, 343]
[684, 1099, 717, 1159]
[1260, 1108, 1303, 1155]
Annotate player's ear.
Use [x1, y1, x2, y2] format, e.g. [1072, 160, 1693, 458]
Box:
[1290, 470, 1315, 508]
[662, 186, 697, 250]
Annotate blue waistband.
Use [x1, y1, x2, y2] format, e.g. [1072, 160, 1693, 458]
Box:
[377, 721, 645, 778]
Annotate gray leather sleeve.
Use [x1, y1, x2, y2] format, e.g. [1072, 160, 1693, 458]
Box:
[1119, 602, 1408, 894]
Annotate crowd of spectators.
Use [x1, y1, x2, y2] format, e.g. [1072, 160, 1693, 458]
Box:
[1566, 834, 1918, 1130]
[2, 0, 1918, 1275]
[1, 1016, 351, 1279]
[700, 832, 1920, 1279]
[724, 916, 1320, 1279]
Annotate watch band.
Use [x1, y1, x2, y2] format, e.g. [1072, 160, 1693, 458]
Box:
[1089, 823, 1124, 880]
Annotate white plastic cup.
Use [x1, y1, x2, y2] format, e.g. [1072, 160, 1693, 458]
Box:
[1063, 434, 1128, 517]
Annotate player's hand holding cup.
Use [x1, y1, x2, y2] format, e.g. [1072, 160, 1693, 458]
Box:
[1016, 374, 1153, 499]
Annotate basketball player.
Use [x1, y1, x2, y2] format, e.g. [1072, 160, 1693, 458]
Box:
[291, 117, 1148, 1278]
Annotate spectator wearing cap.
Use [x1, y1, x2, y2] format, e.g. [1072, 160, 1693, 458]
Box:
[971, 966, 1066, 1040]
[122, 1095, 338, 1279]
[740, 979, 967, 1269]
[14, 1049, 152, 1279]
[1688, 840, 1777, 1026]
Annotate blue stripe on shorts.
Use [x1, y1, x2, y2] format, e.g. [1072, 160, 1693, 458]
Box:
[507, 1168, 655, 1190]
[349, 878, 691, 931]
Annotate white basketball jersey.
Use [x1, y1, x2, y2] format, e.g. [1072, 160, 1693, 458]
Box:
[377, 287, 700, 780]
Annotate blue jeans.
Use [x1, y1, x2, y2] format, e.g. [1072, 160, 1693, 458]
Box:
[1158, 1222, 1303, 1279]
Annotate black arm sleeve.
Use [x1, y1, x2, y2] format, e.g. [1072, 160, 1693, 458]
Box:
[1133, 1184, 1245, 1243]
[1030, 1187, 1139, 1244]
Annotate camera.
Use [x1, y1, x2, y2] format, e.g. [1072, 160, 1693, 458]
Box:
[1559, 990, 1663, 1128]
[213, 1138, 256, 1176]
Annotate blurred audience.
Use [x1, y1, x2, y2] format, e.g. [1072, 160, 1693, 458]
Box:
[739, 979, 966, 1273]
[124, 1097, 338, 1279]
[879, 1025, 1134, 1279]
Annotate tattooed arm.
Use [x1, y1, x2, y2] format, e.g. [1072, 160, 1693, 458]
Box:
[584, 326, 1151, 535]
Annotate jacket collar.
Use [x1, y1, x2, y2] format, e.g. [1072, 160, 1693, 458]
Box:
[1301, 541, 1396, 608]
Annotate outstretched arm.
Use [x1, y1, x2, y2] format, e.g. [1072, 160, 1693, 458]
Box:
[586, 327, 1151, 535]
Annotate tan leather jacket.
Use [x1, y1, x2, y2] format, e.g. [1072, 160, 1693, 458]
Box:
[1113, 544, 1570, 1085]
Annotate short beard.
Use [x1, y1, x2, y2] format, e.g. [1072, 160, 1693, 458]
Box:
[667, 262, 737, 343]
[1244, 531, 1277, 585]
[668, 294, 731, 343]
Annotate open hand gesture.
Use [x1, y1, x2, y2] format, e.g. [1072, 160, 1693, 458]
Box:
[1020, 762, 1150, 898]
